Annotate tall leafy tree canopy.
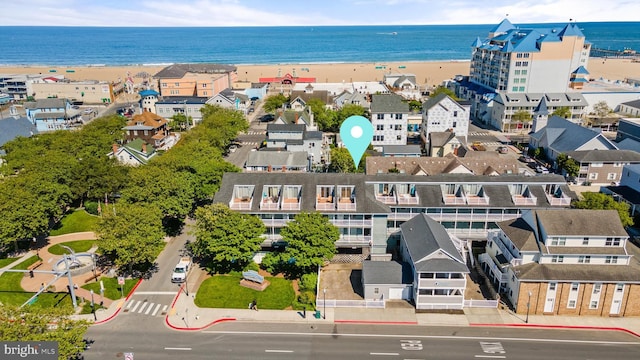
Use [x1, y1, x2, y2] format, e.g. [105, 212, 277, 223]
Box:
[192, 203, 265, 273]
[262, 94, 288, 113]
[262, 212, 339, 277]
[0, 305, 90, 360]
[96, 202, 165, 273]
[573, 192, 634, 227]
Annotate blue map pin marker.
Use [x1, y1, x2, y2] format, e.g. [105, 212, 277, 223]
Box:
[340, 115, 373, 167]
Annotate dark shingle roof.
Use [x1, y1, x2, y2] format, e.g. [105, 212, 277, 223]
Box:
[400, 214, 468, 273]
[154, 63, 237, 78]
[535, 209, 627, 237]
[362, 261, 413, 285]
[370, 94, 409, 113]
[0, 116, 37, 147]
[245, 151, 308, 167]
[515, 244, 640, 282]
[564, 149, 640, 163]
[496, 217, 539, 252]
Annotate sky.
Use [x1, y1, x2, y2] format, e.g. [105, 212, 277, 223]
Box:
[1, 0, 639, 27]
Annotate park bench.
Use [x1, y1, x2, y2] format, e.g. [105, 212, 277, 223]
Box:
[27, 260, 43, 271]
[242, 270, 264, 284]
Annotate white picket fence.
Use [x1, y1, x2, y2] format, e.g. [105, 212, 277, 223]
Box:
[316, 299, 385, 309]
[463, 299, 499, 308]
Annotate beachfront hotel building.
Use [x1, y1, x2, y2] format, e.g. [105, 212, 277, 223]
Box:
[153, 64, 237, 98]
[455, 19, 591, 132]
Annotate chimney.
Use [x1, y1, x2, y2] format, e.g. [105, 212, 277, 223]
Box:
[295, 113, 299, 123]
[267, 165, 272, 172]
[112, 143, 118, 154]
[282, 165, 287, 172]
[141, 142, 147, 153]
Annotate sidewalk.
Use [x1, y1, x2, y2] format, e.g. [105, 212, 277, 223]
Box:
[163, 280, 640, 337]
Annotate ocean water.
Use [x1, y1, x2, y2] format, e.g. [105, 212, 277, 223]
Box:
[0, 22, 639, 66]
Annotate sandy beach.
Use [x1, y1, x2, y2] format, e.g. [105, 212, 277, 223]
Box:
[1, 58, 638, 88]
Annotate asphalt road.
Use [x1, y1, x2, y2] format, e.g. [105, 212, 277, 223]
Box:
[83, 321, 640, 359]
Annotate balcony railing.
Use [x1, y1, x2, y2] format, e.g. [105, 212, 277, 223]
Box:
[397, 194, 419, 205]
[443, 195, 467, 205]
[280, 200, 301, 211]
[260, 199, 280, 210]
[511, 194, 537, 206]
[315, 200, 335, 211]
[375, 194, 396, 204]
[545, 194, 571, 206]
[337, 200, 357, 211]
[466, 195, 490, 205]
[230, 198, 252, 210]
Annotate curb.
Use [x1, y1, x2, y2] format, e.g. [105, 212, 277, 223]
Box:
[470, 323, 640, 338]
[93, 278, 143, 325]
[334, 320, 418, 325]
[165, 281, 237, 331]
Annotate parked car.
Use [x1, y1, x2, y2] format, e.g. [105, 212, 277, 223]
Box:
[536, 165, 549, 174]
[248, 107, 255, 114]
[497, 146, 509, 154]
[260, 114, 274, 122]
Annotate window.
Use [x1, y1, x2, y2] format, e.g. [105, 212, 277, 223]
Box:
[376, 124, 384, 130]
[568, 300, 576, 308]
[571, 283, 579, 292]
[435, 273, 448, 279]
[377, 114, 384, 120]
[578, 255, 591, 264]
[605, 256, 618, 264]
[420, 273, 435, 278]
[521, 70, 527, 75]
[522, 61, 529, 66]
[513, 78, 520, 84]
[395, 113, 403, 119]
[374, 288, 379, 294]
[589, 300, 599, 309]
[514, 70, 521, 75]
[551, 255, 564, 263]
[512, 86, 519, 92]
[453, 111, 458, 117]
[518, 86, 525, 92]
[582, 237, 589, 245]
[394, 124, 402, 130]
[174, 82, 180, 86]
[606, 173, 616, 180]
[550, 237, 566, 246]
[616, 284, 624, 292]
[591, 162, 603, 167]
[549, 283, 556, 291]
[589, 173, 598, 180]
[397, 135, 402, 141]
[202, 83, 207, 88]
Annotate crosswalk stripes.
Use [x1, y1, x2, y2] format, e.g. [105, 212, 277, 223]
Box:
[468, 132, 492, 136]
[124, 299, 169, 317]
[242, 141, 259, 146]
[245, 131, 265, 135]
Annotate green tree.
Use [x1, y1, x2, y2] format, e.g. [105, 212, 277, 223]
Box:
[555, 153, 579, 178]
[552, 106, 571, 119]
[119, 165, 195, 220]
[96, 202, 165, 274]
[328, 147, 356, 173]
[592, 101, 612, 119]
[0, 305, 91, 360]
[430, 86, 458, 100]
[192, 203, 265, 273]
[335, 104, 367, 131]
[307, 98, 336, 132]
[573, 192, 634, 227]
[0, 179, 50, 251]
[170, 113, 192, 131]
[512, 110, 532, 123]
[261, 212, 339, 277]
[263, 94, 288, 113]
[407, 100, 422, 112]
[199, 104, 250, 148]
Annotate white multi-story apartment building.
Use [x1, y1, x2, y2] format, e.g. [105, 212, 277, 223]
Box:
[456, 19, 591, 131]
[420, 93, 470, 149]
[370, 94, 409, 149]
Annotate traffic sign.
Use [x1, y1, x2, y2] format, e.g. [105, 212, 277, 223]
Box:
[117, 276, 125, 285]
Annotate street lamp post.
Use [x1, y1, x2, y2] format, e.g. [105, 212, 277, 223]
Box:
[525, 291, 532, 323]
[323, 288, 327, 320]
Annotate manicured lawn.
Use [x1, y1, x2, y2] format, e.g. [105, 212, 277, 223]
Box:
[194, 274, 295, 310]
[82, 277, 138, 300]
[0, 255, 74, 310]
[79, 301, 106, 315]
[0, 257, 18, 268]
[48, 240, 97, 255]
[49, 209, 99, 236]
